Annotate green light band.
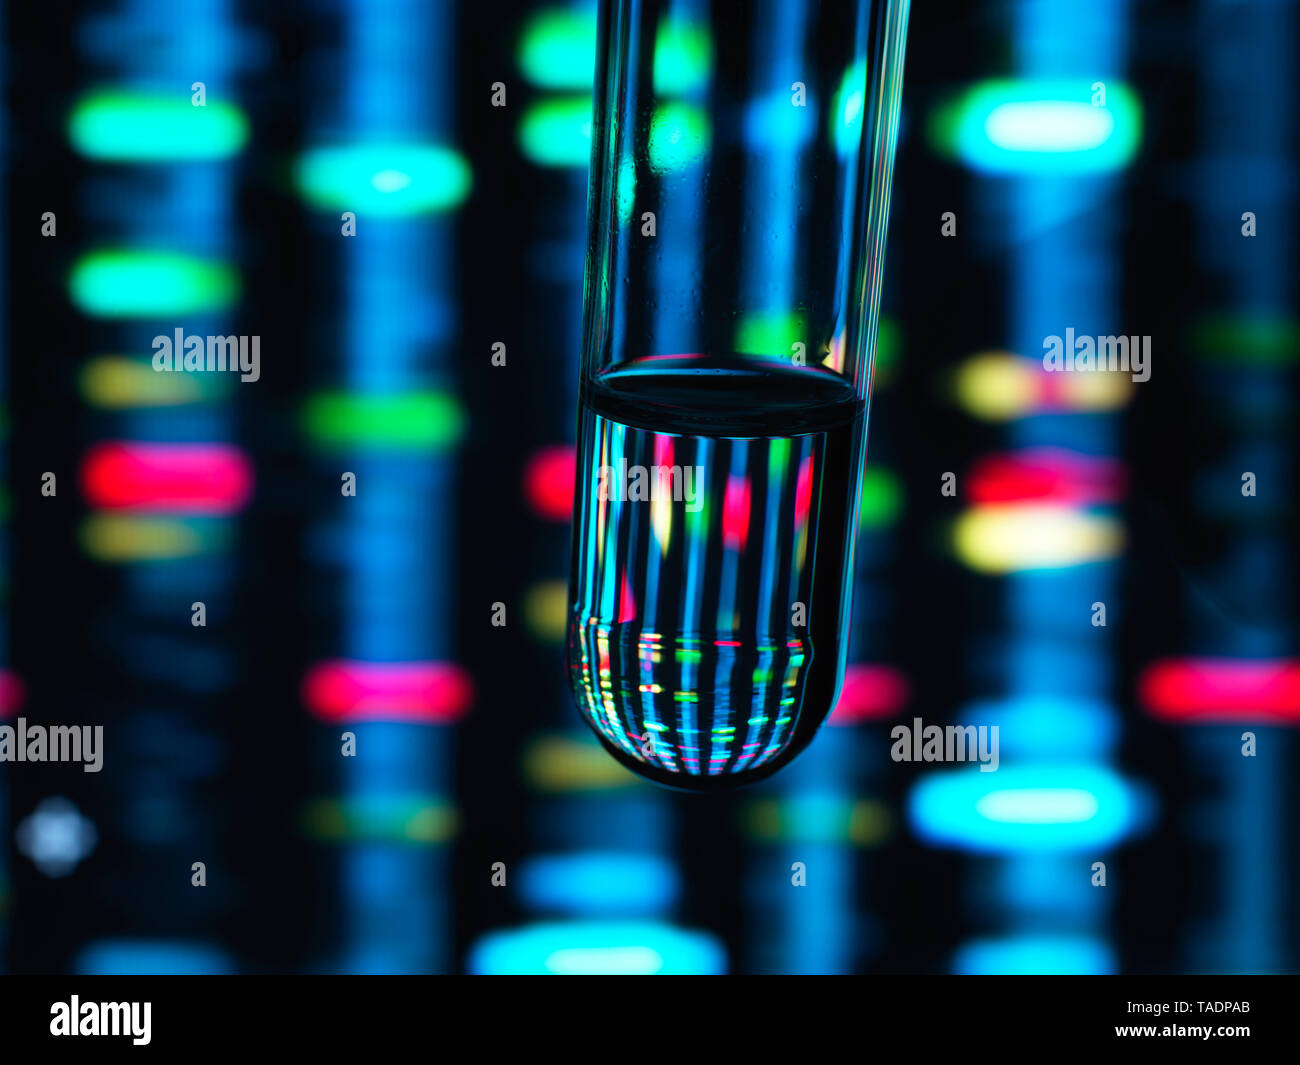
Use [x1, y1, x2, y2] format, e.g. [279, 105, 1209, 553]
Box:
[296, 143, 471, 216]
[302, 391, 465, 451]
[70, 250, 239, 317]
[69, 90, 248, 161]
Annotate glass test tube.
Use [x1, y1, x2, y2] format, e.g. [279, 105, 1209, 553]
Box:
[568, 0, 909, 789]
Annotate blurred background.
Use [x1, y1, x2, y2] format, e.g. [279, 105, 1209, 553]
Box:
[1, 0, 1297, 974]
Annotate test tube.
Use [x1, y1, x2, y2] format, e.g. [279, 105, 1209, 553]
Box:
[568, 0, 909, 789]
